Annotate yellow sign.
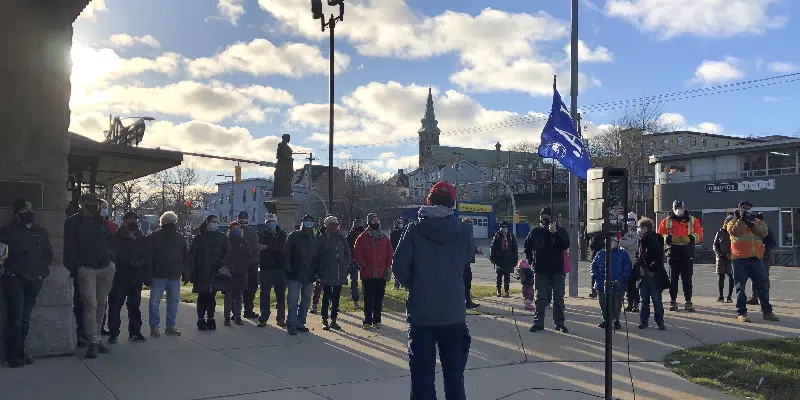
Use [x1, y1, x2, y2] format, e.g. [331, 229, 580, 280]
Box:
[458, 203, 493, 213]
[513, 213, 520, 223]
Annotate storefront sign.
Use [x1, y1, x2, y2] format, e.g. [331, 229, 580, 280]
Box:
[457, 203, 493, 213]
[706, 179, 775, 193]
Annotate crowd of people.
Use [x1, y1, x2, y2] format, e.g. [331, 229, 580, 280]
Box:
[0, 184, 784, 400]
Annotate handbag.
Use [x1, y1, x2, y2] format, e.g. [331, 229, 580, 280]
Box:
[563, 251, 571, 274]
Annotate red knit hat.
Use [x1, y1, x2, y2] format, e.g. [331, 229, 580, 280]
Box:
[428, 181, 456, 202]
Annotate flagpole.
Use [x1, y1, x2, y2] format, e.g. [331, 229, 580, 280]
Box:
[550, 75, 556, 214]
[568, 0, 580, 300]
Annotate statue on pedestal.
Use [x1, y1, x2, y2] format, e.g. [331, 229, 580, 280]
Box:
[273, 134, 293, 198]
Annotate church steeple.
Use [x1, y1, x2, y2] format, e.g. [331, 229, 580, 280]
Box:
[418, 87, 441, 168]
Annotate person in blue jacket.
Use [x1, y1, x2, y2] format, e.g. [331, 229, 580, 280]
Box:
[393, 181, 475, 400]
[591, 235, 632, 330]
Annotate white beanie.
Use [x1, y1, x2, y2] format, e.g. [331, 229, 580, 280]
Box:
[265, 213, 278, 223]
[628, 212, 638, 221]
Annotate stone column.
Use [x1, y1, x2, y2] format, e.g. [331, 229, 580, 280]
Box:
[274, 197, 301, 232]
[0, 1, 90, 358]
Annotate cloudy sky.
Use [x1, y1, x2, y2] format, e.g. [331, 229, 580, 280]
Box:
[70, 0, 799, 180]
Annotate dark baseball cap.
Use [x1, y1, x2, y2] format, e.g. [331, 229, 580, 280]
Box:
[79, 193, 99, 204]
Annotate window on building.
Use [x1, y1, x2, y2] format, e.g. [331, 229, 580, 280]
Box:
[726, 141, 730, 147]
[649, 141, 655, 151]
[781, 209, 793, 247]
[768, 150, 796, 175]
[662, 138, 668, 150]
[677, 136, 684, 146]
[220, 192, 224, 204]
[689, 137, 697, 146]
[242, 190, 247, 203]
[701, 138, 707, 147]
[714, 139, 719, 148]
[742, 152, 767, 177]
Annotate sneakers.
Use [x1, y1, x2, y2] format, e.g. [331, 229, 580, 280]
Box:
[129, 333, 147, 342]
[353, 300, 362, 310]
[524, 304, 535, 311]
[763, 313, 780, 322]
[288, 327, 298, 335]
[638, 323, 648, 330]
[716, 296, 724, 303]
[589, 291, 598, 299]
[165, 326, 182, 336]
[276, 320, 287, 328]
[322, 319, 330, 331]
[85, 344, 98, 359]
[657, 322, 666, 331]
[207, 319, 217, 331]
[496, 289, 502, 297]
[330, 321, 342, 330]
[235, 318, 245, 326]
[614, 321, 622, 330]
[363, 323, 373, 330]
[243, 311, 260, 319]
[98, 343, 110, 354]
[150, 327, 161, 338]
[466, 301, 481, 309]
[257, 321, 267, 328]
[503, 292, 510, 298]
[669, 301, 679, 311]
[685, 302, 695, 312]
[554, 325, 570, 334]
[747, 297, 760, 306]
[197, 319, 208, 331]
[224, 319, 232, 327]
[738, 314, 751, 323]
[725, 296, 733, 303]
[529, 325, 544, 332]
[297, 326, 310, 333]
[373, 323, 382, 330]
[108, 335, 118, 344]
[598, 321, 607, 329]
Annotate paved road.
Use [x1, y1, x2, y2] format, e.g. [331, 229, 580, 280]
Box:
[471, 241, 800, 305]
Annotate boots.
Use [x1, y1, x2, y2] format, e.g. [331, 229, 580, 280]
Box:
[496, 288, 502, 297]
[197, 319, 208, 331]
[685, 302, 695, 312]
[747, 297, 759, 306]
[206, 319, 217, 331]
[669, 301, 679, 311]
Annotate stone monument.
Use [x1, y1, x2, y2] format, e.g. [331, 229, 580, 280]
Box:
[0, 1, 90, 359]
[272, 134, 300, 229]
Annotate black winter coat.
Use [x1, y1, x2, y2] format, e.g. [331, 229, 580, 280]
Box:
[284, 230, 320, 283]
[148, 228, 188, 282]
[637, 231, 669, 290]
[489, 231, 518, 273]
[259, 227, 287, 271]
[317, 231, 351, 286]
[188, 230, 228, 294]
[114, 227, 149, 281]
[347, 227, 365, 264]
[524, 225, 570, 275]
[390, 228, 404, 254]
[0, 221, 53, 282]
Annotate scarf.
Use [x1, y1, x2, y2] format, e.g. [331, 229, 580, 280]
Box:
[501, 232, 509, 250]
[367, 229, 384, 239]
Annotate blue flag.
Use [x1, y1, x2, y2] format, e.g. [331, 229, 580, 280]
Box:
[537, 88, 591, 180]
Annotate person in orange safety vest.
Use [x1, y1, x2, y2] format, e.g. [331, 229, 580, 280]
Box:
[658, 200, 703, 313]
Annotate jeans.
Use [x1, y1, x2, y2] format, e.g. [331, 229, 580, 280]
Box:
[107, 275, 143, 337]
[599, 291, 623, 323]
[287, 280, 313, 328]
[78, 264, 116, 344]
[639, 275, 664, 325]
[321, 285, 342, 321]
[259, 269, 286, 323]
[668, 259, 693, 302]
[362, 278, 386, 325]
[243, 262, 259, 314]
[495, 270, 510, 294]
[72, 276, 86, 341]
[463, 264, 473, 302]
[197, 292, 217, 319]
[408, 323, 471, 400]
[2, 276, 42, 362]
[149, 278, 180, 328]
[751, 257, 771, 299]
[533, 273, 566, 328]
[718, 273, 734, 298]
[733, 259, 773, 316]
[349, 264, 360, 302]
[224, 289, 243, 319]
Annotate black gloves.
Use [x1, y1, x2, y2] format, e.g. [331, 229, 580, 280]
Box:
[665, 235, 673, 245]
[688, 235, 695, 244]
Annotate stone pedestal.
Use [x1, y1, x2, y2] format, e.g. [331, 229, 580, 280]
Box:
[274, 197, 301, 231]
[0, 0, 90, 359]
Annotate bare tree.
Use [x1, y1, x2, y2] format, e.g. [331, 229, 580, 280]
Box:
[112, 178, 145, 214]
[138, 164, 212, 225]
[506, 139, 545, 194]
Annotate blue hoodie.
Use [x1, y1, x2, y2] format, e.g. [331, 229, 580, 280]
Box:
[590, 247, 632, 293]
[393, 206, 475, 326]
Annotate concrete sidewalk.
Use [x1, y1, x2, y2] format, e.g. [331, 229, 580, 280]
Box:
[2, 295, 799, 400]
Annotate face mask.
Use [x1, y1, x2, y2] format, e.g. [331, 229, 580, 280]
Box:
[369, 223, 381, 230]
[207, 222, 218, 231]
[100, 208, 109, 218]
[18, 212, 34, 226]
[238, 219, 248, 225]
[541, 218, 551, 226]
[230, 230, 242, 237]
[674, 208, 684, 217]
[501, 228, 508, 233]
[303, 221, 315, 229]
[267, 222, 277, 230]
[127, 222, 139, 231]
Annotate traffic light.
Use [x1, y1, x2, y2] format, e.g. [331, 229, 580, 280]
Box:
[252, 187, 257, 201]
[185, 200, 192, 216]
[234, 165, 242, 183]
[513, 212, 520, 224]
[311, 0, 323, 19]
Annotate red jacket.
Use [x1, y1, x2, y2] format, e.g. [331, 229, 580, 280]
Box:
[354, 231, 393, 280]
[107, 220, 118, 234]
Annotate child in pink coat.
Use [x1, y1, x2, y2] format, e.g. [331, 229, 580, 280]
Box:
[515, 260, 535, 310]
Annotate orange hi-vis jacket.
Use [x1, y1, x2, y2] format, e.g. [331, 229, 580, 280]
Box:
[658, 214, 703, 246]
[725, 217, 768, 260]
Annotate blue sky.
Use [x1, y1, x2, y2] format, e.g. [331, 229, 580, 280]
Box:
[69, 0, 800, 180]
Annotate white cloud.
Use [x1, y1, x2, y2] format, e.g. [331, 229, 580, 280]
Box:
[660, 112, 724, 134]
[78, 0, 107, 21]
[768, 61, 800, 73]
[187, 38, 350, 79]
[764, 96, 791, 102]
[565, 40, 613, 63]
[605, 0, 787, 39]
[690, 57, 744, 85]
[218, 0, 245, 25]
[109, 34, 161, 48]
[73, 81, 294, 123]
[259, 1, 602, 96]
[286, 103, 360, 129]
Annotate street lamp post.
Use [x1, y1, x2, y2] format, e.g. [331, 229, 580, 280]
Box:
[311, 0, 344, 217]
[218, 174, 235, 223]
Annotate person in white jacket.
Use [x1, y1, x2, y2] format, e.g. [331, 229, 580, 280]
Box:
[620, 212, 641, 312]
